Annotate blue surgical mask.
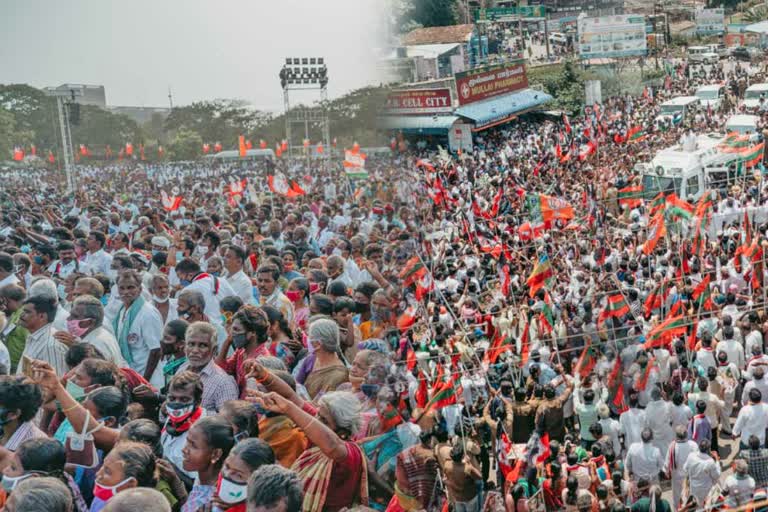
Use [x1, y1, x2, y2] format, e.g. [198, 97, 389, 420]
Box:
[176, 251, 184, 261]
[152, 250, 160, 257]
[20, 245, 30, 254]
[180, 279, 191, 287]
[100, 295, 109, 306]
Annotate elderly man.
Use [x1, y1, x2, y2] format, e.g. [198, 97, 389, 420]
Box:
[177, 321, 237, 412]
[683, 439, 721, 507]
[626, 428, 663, 489]
[150, 274, 177, 326]
[55, 295, 124, 365]
[17, 295, 63, 375]
[28, 278, 68, 331]
[734, 388, 768, 450]
[72, 277, 104, 300]
[176, 288, 225, 346]
[664, 426, 698, 510]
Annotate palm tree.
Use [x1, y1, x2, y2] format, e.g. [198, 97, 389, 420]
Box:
[743, 4, 768, 23]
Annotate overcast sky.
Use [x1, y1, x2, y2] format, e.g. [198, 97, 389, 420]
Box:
[0, 0, 387, 111]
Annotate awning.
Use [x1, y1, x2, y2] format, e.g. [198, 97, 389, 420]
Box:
[378, 115, 460, 134]
[454, 88, 553, 130]
[745, 21, 768, 34]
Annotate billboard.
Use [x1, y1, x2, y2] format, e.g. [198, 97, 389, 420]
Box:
[474, 6, 546, 21]
[384, 89, 453, 115]
[454, 61, 528, 106]
[578, 15, 648, 59]
[696, 7, 725, 35]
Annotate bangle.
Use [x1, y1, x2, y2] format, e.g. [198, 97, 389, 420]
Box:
[61, 403, 78, 413]
[255, 372, 272, 385]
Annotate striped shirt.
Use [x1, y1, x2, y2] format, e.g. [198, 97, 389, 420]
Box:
[17, 323, 68, 377]
[179, 359, 238, 413]
[5, 421, 47, 451]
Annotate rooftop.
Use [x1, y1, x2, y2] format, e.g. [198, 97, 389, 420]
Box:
[402, 24, 476, 46]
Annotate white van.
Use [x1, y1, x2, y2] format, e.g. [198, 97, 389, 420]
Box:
[705, 43, 727, 58]
[688, 46, 719, 64]
[742, 83, 768, 109]
[695, 84, 725, 109]
[655, 96, 700, 127]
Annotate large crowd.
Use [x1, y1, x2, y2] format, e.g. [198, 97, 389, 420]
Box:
[0, 56, 768, 512]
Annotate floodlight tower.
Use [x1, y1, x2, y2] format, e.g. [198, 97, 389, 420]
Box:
[279, 57, 331, 158]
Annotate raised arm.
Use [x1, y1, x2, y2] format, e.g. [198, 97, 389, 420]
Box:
[244, 361, 304, 408]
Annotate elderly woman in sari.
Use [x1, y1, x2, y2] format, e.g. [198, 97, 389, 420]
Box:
[300, 319, 349, 399]
[246, 361, 393, 511]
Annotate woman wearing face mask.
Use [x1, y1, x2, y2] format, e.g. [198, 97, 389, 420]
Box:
[262, 306, 298, 366]
[0, 437, 88, 512]
[286, 277, 310, 331]
[280, 251, 302, 282]
[211, 438, 275, 512]
[300, 319, 349, 400]
[90, 441, 156, 512]
[180, 416, 235, 512]
[216, 306, 277, 397]
[219, 400, 260, 444]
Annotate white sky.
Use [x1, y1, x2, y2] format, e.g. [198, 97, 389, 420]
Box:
[0, 0, 387, 111]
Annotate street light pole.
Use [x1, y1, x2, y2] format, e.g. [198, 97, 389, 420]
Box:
[46, 88, 80, 193]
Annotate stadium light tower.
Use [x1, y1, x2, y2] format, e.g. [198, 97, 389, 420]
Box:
[44, 87, 80, 193]
[279, 57, 331, 158]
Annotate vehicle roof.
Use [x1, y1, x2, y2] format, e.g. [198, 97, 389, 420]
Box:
[661, 96, 699, 106]
[726, 114, 759, 125]
[746, 83, 768, 91]
[650, 133, 736, 173]
[696, 84, 723, 92]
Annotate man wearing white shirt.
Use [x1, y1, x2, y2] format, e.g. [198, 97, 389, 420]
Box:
[683, 439, 721, 507]
[113, 270, 163, 388]
[619, 394, 647, 450]
[82, 231, 112, 276]
[57, 296, 125, 365]
[664, 427, 699, 509]
[626, 428, 662, 486]
[644, 388, 674, 456]
[744, 314, 763, 359]
[175, 258, 236, 321]
[223, 246, 254, 305]
[734, 388, 768, 449]
[17, 296, 65, 376]
[46, 241, 79, 280]
[717, 326, 745, 370]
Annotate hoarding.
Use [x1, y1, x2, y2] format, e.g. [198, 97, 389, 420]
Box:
[474, 6, 546, 22]
[696, 7, 725, 35]
[577, 15, 648, 59]
[384, 89, 453, 115]
[454, 61, 528, 106]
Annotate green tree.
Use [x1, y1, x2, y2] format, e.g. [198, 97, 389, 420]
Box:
[70, 106, 144, 151]
[0, 84, 58, 149]
[168, 128, 203, 161]
[164, 99, 273, 146]
[400, 0, 458, 30]
[0, 107, 18, 160]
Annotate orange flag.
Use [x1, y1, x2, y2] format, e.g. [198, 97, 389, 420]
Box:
[238, 135, 247, 157]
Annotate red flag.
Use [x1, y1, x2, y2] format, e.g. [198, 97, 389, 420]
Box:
[139, 143, 145, 161]
[125, 142, 133, 156]
[214, 142, 222, 153]
[47, 151, 55, 164]
[79, 144, 89, 156]
[316, 143, 324, 154]
[267, 174, 305, 198]
[259, 139, 267, 149]
[29, 144, 36, 156]
[563, 113, 572, 134]
[280, 140, 288, 152]
[158, 145, 165, 157]
[415, 371, 428, 408]
[105, 145, 113, 159]
[12, 147, 23, 161]
[245, 139, 253, 150]
[303, 139, 310, 148]
[202, 143, 210, 154]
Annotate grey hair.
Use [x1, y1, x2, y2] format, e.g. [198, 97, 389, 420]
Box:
[29, 278, 59, 304]
[72, 295, 105, 327]
[247, 464, 302, 512]
[308, 318, 340, 353]
[102, 488, 171, 512]
[9, 476, 73, 512]
[258, 356, 287, 371]
[179, 289, 206, 310]
[186, 321, 217, 346]
[317, 391, 361, 435]
[150, 273, 169, 288]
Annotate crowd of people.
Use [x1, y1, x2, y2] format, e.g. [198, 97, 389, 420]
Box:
[0, 55, 768, 512]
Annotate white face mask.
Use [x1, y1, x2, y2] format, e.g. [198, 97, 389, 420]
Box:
[198, 246, 209, 256]
[153, 295, 168, 304]
[218, 475, 248, 504]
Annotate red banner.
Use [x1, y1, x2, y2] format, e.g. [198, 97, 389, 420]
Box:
[454, 61, 528, 106]
[384, 89, 453, 115]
